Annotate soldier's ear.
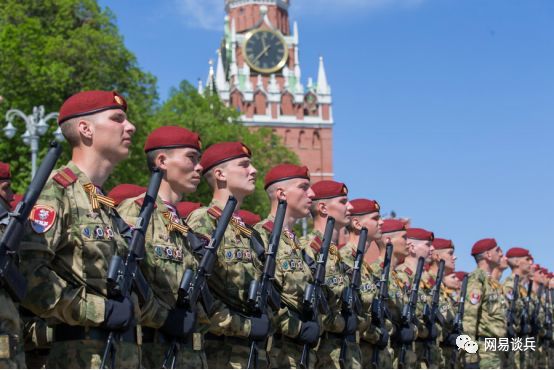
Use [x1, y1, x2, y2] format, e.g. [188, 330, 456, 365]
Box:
[316, 200, 327, 216]
[213, 167, 226, 182]
[155, 151, 169, 170]
[77, 118, 93, 141]
[351, 216, 362, 231]
[276, 187, 286, 201]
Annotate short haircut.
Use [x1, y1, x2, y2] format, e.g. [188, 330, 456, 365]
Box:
[474, 251, 486, 263]
[59, 114, 97, 148]
[204, 161, 229, 189]
[145, 148, 170, 171]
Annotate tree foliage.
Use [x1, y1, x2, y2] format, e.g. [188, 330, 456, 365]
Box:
[149, 81, 299, 216]
[0, 0, 158, 192]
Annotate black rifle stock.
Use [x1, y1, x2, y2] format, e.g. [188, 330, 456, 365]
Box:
[520, 279, 533, 369]
[398, 256, 425, 369]
[507, 274, 520, 338]
[101, 168, 163, 369]
[338, 227, 367, 368]
[531, 283, 544, 336]
[422, 259, 445, 366]
[448, 273, 468, 368]
[299, 217, 334, 369]
[370, 241, 393, 367]
[162, 196, 237, 369]
[246, 199, 287, 369]
[545, 288, 553, 349]
[0, 141, 62, 302]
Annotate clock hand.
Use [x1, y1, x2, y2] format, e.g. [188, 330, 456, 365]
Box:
[252, 45, 271, 64]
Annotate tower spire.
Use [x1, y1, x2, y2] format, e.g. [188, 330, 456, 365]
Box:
[316, 56, 330, 95]
[215, 49, 227, 91]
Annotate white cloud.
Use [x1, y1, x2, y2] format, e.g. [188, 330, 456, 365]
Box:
[174, 0, 426, 31]
[175, 0, 225, 31]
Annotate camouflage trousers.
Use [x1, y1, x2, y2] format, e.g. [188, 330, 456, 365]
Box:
[0, 291, 26, 369]
[46, 339, 139, 368]
[205, 336, 269, 369]
[268, 335, 316, 369]
[414, 340, 442, 368]
[359, 341, 393, 368]
[141, 341, 206, 368]
[315, 333, 361, 369]
[475, 339, 502, 369]
[392, 342, 417, 368]
[440, 345, 462, 368]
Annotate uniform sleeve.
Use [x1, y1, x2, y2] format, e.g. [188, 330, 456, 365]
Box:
[19, 182, 106, 326]
[462, 273, 484, 339]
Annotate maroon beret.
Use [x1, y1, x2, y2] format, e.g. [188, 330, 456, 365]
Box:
[0, 162, 10, 180]
[200, 142, 252, 175]
[10, 194, 22, 211]
[406, 228, 434, 241]
[381, 219, 406, 234]
[506, 247, 531, 259]
[58, 90, 127, 124]
[264, 164, 310, 189]
[453, 271, 468, 281]
[311, 180, 348, 200]
[108, 184, 146, 206]
[433, 238, 453, 250]
[350, 198, 380, 216]
[144, 126, 202, 153]
[541, 267, 548, 274]
[236, 209, 262, 227]
[176, 201, 202, 219]
[471, 238, 498, 255]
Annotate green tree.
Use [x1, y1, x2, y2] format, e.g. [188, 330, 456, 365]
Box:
[151, 81, 299, 216]
[0, 0, 158, 192]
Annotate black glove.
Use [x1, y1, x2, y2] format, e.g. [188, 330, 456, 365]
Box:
[298, 320, 320, 346]
[397, 324, 415, 344]
[160, 308, 197, 339]
[343, 313, 357, 336]
[103, 297, 134, 331]
[427, 323, 439, 340]
[248, 314, 271, 341]
[507, 325, 516, 339]
[444, 332, 459, 347]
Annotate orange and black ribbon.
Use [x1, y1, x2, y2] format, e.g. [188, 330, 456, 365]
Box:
[83, 183, 115, 211]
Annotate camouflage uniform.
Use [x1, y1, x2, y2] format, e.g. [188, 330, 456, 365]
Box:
[462, 268, 507, 369]
[301, 230, 354, 369]
[0, 198, 26, 369]
[440, 286, 462, 368]
[117, 195, 209, 368]
[531, 289, 546, 369]
[18, 162, 140, 368]
[340, 246, 394, 368]
[187, 200, 265, 369]
[254, 216, 319, 369]
[502, 274, 525, 368]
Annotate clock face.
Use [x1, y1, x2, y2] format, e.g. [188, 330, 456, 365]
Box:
[243, 29, 288, 74]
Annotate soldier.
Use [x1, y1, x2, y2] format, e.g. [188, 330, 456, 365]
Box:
[300, 180, 357, 369]
[339, 199, 394, 368]
[396, 227, 438, 369]
[492, 255, 508, 282]
[186, 142, 270, 369]
[18, 90, 140, 368]
[504, 247, 533, 368]
[253, 163, 321, 368]
[0, 161, 26, 368]
[428, 238, 457, 368]
[116, 126, 207, 368]
[463, 238, 507, 369]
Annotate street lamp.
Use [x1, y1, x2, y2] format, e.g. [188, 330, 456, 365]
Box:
[3, 105, 64, 178]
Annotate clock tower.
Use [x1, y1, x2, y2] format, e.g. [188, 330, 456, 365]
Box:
[202, 0, 334, 181]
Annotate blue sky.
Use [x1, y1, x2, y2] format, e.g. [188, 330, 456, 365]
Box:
[99, 0, 554, 274]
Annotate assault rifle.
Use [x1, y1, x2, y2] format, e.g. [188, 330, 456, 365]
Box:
[299, 217, 334, 368]
[398, 256, 425, 369]
[506, 274, 520, 338]
[545, 288, 553, 349]
[338, 227, 367, 368]
[449, 273, 468, 368]
[530, 283, 544, 337]
[246, 199, 287, 369]
[370, 241, 393, 367]
[520, 280, 533, 369]
[422, 259, 445, 367]
[0, 141, 62, 302]
[162, 196, 237, 369]
[101, 168, 163, 368]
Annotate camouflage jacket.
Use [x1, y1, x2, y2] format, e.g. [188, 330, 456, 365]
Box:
[253, 216, 318, 338]
[18, 161, 135, 326]
[117, 194, 209, 330]
[395, 263, 428, 339]
[187, 199, 264, 338]
[462, 267, 507, 339]
[502, 274, 526, 335]
[300, 230, 347, 334]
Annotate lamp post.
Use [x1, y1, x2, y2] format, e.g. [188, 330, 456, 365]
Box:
[3, 106, 64, 178]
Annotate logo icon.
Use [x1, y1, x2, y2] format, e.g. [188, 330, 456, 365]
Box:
[456, 334, 479, 354]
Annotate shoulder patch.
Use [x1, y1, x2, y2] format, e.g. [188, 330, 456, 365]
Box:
[29, 205, 56, 233]
[262, 220, 274, 233]
[207, 206, 222, 219]
[53, 167, 77, 188]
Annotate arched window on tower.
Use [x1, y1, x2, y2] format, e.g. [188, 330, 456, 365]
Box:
[313, 129, 321, 149]
[284, 129, 291, 147]
[281, 93, 294, 115]
[254, 92, 266, 115]
[298, 130, 306, 149]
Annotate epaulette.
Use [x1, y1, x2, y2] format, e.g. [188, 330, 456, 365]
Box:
[262, 220, 274, 233]
[53, 167, 77, 188]
[134, 197, 157, 208]
[428, 277, 436, 287]
[207, 206, 222, 219]
[404, 266, 413, 276]
[310, 236, 322, 253]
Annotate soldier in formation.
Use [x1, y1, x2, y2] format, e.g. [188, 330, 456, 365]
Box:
[1, 89, 553, 369]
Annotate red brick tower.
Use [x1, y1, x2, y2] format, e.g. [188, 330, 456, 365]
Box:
[202, 0, 334, 181]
